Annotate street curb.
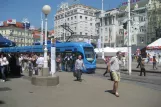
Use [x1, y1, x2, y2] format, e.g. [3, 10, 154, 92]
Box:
[22, 75, 31, 81]
[97, 67, 161, 74]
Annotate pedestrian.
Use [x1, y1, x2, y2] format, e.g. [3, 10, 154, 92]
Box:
[136, 54, 142, 68]
[0, 54, 9, 82]
[108, 52, 121, 97]
[147, 53, 150, 64]
[56, 55, 62, 72]
[36, 54, 44, 76]
[74, 55, 86, 82]
[158, 53, 161, 64]
[140, 59, 146, 76]
[121, 55, 126, 69]
[153, 55, 158, 69]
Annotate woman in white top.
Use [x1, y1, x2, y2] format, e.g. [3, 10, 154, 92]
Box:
[0, 54, 9, 82]
[122, 55, 126, 69]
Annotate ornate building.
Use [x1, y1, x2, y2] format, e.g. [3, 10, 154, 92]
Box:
[54, 3, 98, 42]
[0, 21, 33, 46]
[147, 0, 161, 44]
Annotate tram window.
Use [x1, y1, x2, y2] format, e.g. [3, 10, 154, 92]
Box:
[59, 52, 84, 60]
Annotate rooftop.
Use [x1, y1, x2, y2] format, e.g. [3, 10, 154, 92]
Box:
[119, 0, 149, 10]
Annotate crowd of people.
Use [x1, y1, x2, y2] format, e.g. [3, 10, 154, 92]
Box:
[0, 52, 85, 82]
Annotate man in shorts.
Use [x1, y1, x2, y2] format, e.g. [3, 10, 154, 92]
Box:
[108, 52, 121, 97]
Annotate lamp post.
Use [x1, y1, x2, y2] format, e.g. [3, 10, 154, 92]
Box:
[42, 5, 51, 71]
[101, 0, 105, 59]
[128, 0, 132, 75]
[41, 13, 44, 45]
[31, 5, 59, 86]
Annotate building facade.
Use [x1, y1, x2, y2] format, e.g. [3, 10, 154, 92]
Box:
[96, 0, 149, 47]
[95, 8, 119, 47]
[118, 0, 149, 47]
[54, 3, 98, 42]
[0, 25, 33, 46]
[147, 0, 161, 44]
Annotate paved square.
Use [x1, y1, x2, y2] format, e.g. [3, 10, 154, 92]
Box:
[0, 72, 161, 107]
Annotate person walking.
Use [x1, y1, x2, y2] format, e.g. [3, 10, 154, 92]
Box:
[56, 55, 62, 72]
[74, 55, 85, 82]
[121, 55, 126, 69]
[108, 52, 121, 97]
[136, 54, 142, 68]
[140, 59, 146, 76]
[158, 53, 161, 64]
[147, 53, 150, 64]
[153, 55, 158, 69]
[0, 54, 9, 82]
[36, 54, 44, 76]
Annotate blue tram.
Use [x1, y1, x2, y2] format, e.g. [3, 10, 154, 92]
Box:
[0, 42, 96, 73]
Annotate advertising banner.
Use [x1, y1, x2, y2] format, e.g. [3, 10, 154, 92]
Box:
[7, 19, 16, 24]
[50, 38, 56, 76]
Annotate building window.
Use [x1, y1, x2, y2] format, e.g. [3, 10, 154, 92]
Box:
[90, 23, 92, 26]
[85, 17, 88, 20]
[84, 11, 88, 15]
[71, 17, 73, 20]
[80, 16, 82, 19]
[75, 27, 76, 30]
[68, 18, 69, 21]
[75, 16, 77, 19]
[85, 33, 88, 35]
[80, 32, 82, 35]
[74, 9, 77, 13]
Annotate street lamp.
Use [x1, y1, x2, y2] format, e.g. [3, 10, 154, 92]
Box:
[128, 0, 132, 75]
[31, 5, 59, 86]
[101, 0, 105, 59]
[41, 13, 44, 45]
[42, 5, 51, 74]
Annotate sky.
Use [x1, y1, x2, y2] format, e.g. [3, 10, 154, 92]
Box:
[0, 0, 126, 30]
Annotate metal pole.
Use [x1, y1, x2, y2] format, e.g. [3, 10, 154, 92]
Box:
[109, 28, 111, 47]
[128, 0, 132, 75]
[63, 6, 65, 42]
[41, 13, 44, 45]
[44, 15, 48, 68]
[102, 0, 104, 59]
[25, 23, 26, 46]
[113, 26, 116, 48]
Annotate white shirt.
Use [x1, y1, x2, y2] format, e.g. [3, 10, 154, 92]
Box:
[36, 57, 44, 65]
[19, 57, 23, 65]
[0, 57, 8, 66]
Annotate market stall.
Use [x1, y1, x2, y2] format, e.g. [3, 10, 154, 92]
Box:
[146, 38, 161, 63]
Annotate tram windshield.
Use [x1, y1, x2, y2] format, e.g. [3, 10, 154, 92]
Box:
[83, 47, 95, 62]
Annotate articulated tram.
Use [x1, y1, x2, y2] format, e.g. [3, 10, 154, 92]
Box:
[0, 42, 96, 73]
